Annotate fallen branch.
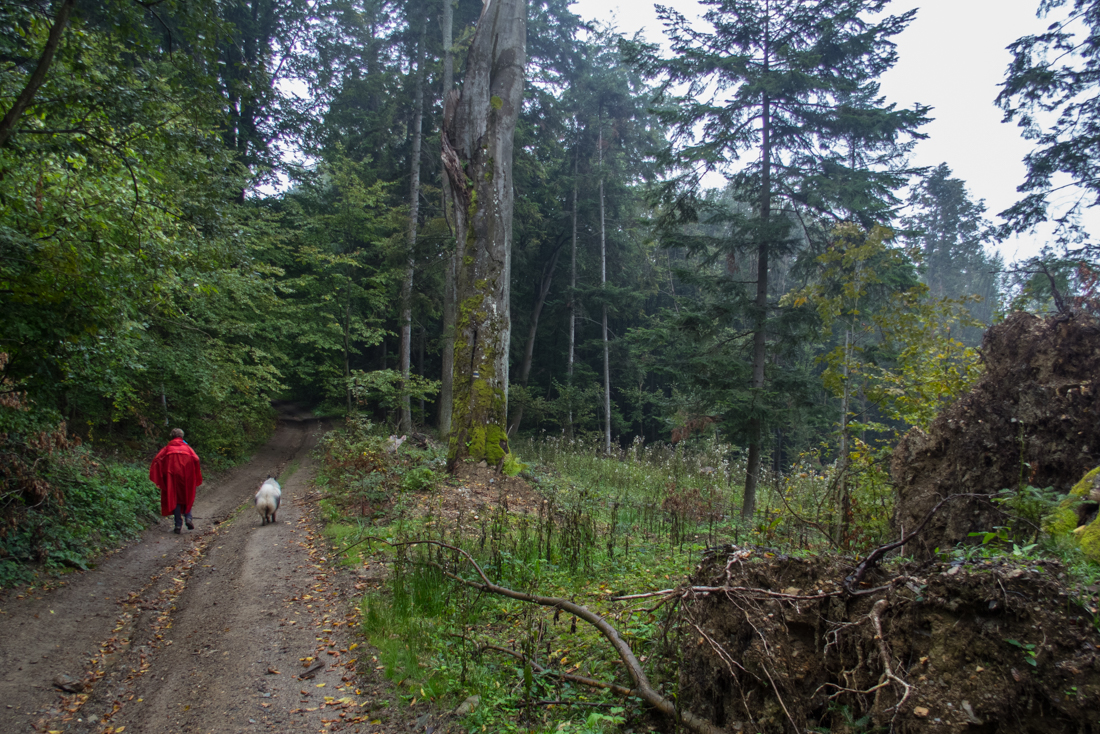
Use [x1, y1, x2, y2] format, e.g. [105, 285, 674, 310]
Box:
[611, 588, 677, 601]
[524, 700, 621, 709]
[359, 536, 726, 734]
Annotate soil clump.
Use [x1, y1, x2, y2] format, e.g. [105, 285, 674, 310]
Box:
[892, 310, 1100, 558]
[679, 545, 1100, 733]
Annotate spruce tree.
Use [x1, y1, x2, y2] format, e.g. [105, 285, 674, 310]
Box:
[627, 0, 927, 518]
[902, 164, 1002, 342]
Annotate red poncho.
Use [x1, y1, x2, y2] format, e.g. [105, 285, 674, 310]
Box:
[149, 438, 203, 516]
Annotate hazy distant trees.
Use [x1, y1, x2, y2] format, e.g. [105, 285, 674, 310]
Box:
[903, 164, 1002, 341]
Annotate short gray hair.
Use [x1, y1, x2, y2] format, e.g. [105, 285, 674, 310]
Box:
[170, 428, 185, 439]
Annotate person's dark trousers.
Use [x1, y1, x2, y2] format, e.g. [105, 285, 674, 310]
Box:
[173, 504, 194, 531]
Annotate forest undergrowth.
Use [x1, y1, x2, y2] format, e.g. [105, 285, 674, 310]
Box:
[315, 422, 944, 733]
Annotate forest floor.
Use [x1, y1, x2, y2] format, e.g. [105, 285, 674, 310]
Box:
[0, 407, 439, 734]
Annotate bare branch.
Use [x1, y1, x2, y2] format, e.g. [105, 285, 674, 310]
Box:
[844, 493, 990, 592]
[478, 642, 635, 697]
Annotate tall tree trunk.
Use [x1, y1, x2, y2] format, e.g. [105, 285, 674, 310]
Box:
[442, 0, 526, 471]
[508, 242, 564, 436]
[400, 16, 428, 433]
[741, 81, 771, 522]
[0, 0, 75, 148]
[344, 281, 353, 416]
[598, 124, 611, 455]
[837, 326, 852, 548]
[418, 325, 426, 421]
[437, 0, 457, 436]
[566, 150, 578, 439]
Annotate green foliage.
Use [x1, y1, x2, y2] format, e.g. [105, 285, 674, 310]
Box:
[0, 0, 279, 463]
[348, 370, 440, 418]
[1005, 638, 1039, 667]
[401, 465, 438, 493]
[501, 452, 528, 478]
[901, 163, 1002, 344]
[0, 445, 157, 587]
[997, 0, 1100, 249]
[315, 419, 445, 521]
[791, 223, 983, 435]
[319, 425, 877, 732]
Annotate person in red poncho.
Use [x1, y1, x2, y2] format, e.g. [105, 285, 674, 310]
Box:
[149, 428, 204, 534]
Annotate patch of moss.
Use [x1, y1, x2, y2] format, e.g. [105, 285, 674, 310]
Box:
[1045, 466, 1100, 559]
[1045, 505, 1078, 536]
[1077, 519, 1100, 563]
[1070, 467, 1100, 497]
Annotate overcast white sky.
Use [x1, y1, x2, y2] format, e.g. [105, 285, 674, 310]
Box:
[568, 0, 1059, 262]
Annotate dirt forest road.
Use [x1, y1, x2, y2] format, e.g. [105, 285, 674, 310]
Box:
[0, 410, 392, 734]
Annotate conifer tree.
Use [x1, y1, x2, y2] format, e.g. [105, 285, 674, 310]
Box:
[998, 0, 1100, 253]
[627, 0, 927, 519]
[902, 164, 1002, 341]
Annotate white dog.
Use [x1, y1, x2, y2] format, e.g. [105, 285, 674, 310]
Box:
[255, 477, 281, 526]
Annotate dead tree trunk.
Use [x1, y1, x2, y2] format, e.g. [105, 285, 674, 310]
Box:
[442, 0, 526, 470]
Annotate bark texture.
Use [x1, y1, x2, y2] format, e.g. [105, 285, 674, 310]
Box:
[442, 0, 526, 470]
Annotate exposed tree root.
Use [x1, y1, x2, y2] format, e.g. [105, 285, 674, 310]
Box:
[869, 599, 912, 715]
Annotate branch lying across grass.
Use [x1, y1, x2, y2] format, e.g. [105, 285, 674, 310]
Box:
[350, 536, 727, 734]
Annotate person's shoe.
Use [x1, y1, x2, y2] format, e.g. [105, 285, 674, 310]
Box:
[185, 519, 194, 530]
[173, 526, 182, 535]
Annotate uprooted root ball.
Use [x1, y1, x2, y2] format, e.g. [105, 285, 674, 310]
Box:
[678, 546, 1100, 733]
[892, 310, 1100, 558]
